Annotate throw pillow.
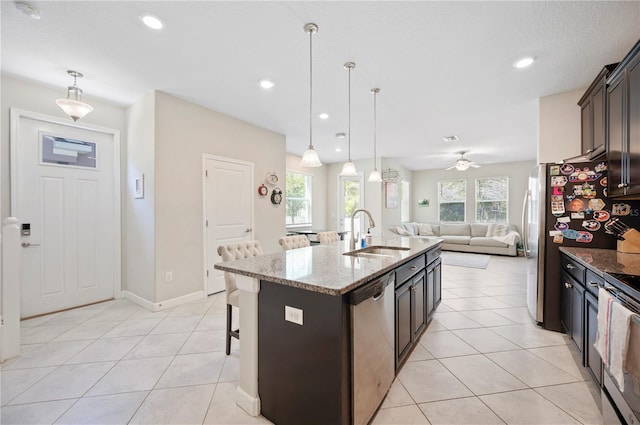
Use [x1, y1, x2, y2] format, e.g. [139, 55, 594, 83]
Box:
[396, 227, 412, 236]
[416, 223, 434, 236]
[486, 223, 509, 237]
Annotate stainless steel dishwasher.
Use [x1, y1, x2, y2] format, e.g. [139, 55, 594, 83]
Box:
[350, 272, 395, 425]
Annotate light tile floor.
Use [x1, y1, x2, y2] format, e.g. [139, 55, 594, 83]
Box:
[1, 256, 602, 424]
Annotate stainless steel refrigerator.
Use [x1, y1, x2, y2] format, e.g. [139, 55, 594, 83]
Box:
[523, 162, 617, 331]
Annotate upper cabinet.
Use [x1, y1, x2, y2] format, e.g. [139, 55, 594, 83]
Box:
[607, 39, 640, 199]
[579, 64, 618, 159]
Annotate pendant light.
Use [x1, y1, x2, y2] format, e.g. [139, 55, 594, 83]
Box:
[56, 70, 94, 121]
[340, 62, 357, 176]
[300, 23, 322, 167]
[368, 88, 382, 183]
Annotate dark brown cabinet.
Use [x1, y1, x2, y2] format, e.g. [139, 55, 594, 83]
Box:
[395, 247, 442, 371]
[395, 269, 426, 369]
[579, 64, 617, 158]
[607, 40, 640, 198]
[426, 258, 442, 320]
[570, 278, 586, 357]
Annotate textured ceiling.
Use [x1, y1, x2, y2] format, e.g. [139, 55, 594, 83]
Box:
[2, 1, 640, 170]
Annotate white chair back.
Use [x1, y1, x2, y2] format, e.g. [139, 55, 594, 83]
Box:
[278, 235, 311, 251]
[217, 240, 263, 303]
[317, 231, 340, 244]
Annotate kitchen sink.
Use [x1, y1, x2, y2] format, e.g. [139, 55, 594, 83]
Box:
[343, 245, 410, 258]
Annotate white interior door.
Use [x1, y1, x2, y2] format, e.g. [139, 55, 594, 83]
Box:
[11, 110, 120, 318]
[204, 156, 253, 295]
[338, 173, 364, 238]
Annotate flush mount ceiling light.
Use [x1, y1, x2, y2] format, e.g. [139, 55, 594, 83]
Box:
[442, 135, 459, 143]
[513, 56, 535, 69]
[140, 14, 164, 30]
[318, 113, 329, 120]
[15, 1, 41, 19]
[259, 79, 275, 89]
[340, 62, 357, 176]
[55, 70, 94, 122]
[300, 23, 322, 167]
[368, 88, 382, 183]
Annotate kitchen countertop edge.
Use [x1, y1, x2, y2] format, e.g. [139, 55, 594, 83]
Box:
[559, 246, 640, 276]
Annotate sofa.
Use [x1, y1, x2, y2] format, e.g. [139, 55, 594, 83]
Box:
[390, 222, 521, 256]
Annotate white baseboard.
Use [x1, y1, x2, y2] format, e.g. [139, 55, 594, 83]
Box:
[123, 290, 205, 312]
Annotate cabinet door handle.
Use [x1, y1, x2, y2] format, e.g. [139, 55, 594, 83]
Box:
[617, 183, 629, 188]
[410, 266, 417, 271]
[588, 281, 599, 287]
[565, 282, 573, 289]
[565, 264, 575, 270]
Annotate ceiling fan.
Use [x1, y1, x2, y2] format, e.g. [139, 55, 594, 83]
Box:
[446, 151, 480, 171]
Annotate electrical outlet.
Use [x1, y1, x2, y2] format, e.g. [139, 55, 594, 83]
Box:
[165, 271, 173, 282]
[284, 305, 303, 325]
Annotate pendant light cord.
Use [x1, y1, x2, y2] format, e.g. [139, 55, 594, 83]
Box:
[373, 90, 377, 168]
[348, 66, 351, 161]
[309, 28, 313, 150]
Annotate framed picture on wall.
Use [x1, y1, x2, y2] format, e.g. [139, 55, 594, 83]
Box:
[385, 181, 399, 208]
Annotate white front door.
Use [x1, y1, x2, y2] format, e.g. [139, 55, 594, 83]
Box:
[204, 156, 253, 295]
[11, 110, 120, 318]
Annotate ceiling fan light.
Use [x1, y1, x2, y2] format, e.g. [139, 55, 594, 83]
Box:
[455, 163, 470, 171]
[340, 161, 357, 176]
[300, 147, 322, 167]
[368, 169, 382, 183]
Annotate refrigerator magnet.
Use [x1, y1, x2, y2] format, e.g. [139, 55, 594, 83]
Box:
[587, 199, 605, 211]
[568, 198, 585, 212]
[612, 203, 631, 216]
[553, 234, 564, 244]
[562, 229, 580, 239]
[582, 220, 601, 231]
[571, 212, 585, 219]
[554, 222, 569, 231]
[600, 177, 607, 187]
[582, 183, 596, 198]
[560, 164, 574, 175]
[576, 231, 593, 243]
[595, 162, 607, 173]
[551, 176, 568, 187]
[550, 165, 560, 176]
[593, 211, 610, 221]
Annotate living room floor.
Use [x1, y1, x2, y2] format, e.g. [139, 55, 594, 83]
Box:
[1, 255, 602, 425]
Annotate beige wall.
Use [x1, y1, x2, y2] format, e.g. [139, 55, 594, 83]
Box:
[124, 92, 156, 301]
[380, 159, 412, 237]
[411, 160, 535, 234]
[538, 88, 584, 164]
[153, 92, 286, 302]
[285, 153, 327, 230]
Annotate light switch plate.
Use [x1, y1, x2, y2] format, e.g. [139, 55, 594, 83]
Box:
[284, 305, 303, 325]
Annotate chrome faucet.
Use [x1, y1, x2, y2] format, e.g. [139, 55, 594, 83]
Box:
[350, 208, 376, 250]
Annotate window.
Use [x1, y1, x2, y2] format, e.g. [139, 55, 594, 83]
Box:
[476, 177, 509, 222]
[286, 171, 312, 226]
[438, 180, 465, 222]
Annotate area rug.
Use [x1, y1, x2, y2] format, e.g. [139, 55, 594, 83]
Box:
[440, 251, 491, 269]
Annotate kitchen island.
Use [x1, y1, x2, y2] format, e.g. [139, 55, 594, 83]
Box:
[214, 236, 442, 425]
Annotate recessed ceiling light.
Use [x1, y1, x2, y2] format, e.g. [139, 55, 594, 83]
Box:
[318, 113, 329, 120]
[259, 79, 275, 89]
[442, 135, 459, 143]
[335, 147, 342, 152]
[140, 14, 164, 30]
[15, 1, 41, 19]
[335, 132, 346, 140]
[513, 56, 535, 69]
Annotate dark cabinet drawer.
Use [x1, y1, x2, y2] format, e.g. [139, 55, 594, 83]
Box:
[585, 269, 603, 297]
[395, 255, 426, 286]
[561, 255, 586, 283]
[426, 247, 441, 265]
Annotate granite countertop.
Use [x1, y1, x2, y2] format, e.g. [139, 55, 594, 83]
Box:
[214, 237, 442, 295]
[559, 247, 640, 276]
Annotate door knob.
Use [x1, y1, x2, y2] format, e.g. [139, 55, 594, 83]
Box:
[244, 228, 253, 233]
[21, 242, 40, 248]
